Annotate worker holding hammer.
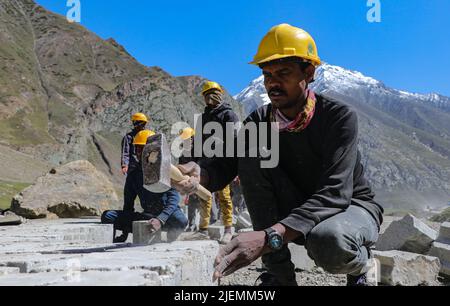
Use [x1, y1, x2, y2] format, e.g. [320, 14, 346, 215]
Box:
[102, 130, 188, 243]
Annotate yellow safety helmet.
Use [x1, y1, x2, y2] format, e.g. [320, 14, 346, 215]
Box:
[179, 127, 195, 140]
[133, 130, 156, 145]
[250, 24, 321, 66]
[201, 81, 224, 96]
[131, 113, 149, 123]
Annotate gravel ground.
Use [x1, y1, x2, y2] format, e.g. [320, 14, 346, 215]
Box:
[219, 258, 347, 286]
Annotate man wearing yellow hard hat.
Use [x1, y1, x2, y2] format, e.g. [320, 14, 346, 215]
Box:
[174, 24, 383, 286]
[121, 113, 148, 176]
[103, 130, 188, 243]
[195, 81, 239, 245]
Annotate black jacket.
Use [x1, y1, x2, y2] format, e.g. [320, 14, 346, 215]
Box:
[202, 94, 384, 238]
[182, 102, 239, 165]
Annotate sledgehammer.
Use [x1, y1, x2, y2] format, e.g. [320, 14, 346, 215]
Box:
[141, 133, 212, 201]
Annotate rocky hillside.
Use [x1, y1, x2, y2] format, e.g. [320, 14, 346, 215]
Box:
[235, 64, 450, 212]
[0, 0, 244, 193]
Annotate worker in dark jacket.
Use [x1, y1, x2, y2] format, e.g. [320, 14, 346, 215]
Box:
[104, 130, 188, 243]
[173, 24, 384, 286]
[121, 113, 149, 222]
[192, 81, 240, 244]
[121, 113, 148, 175]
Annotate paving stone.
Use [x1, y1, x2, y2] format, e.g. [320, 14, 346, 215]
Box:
[373, 250, 441, 286]
[0, 219, 219, 286]
[429, 242, 450, 278]
[436, 222, 450, 244]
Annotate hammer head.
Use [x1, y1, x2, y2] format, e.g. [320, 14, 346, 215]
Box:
[142, 133, 172, 193]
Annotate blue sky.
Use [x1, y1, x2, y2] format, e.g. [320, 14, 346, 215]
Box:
[35, 0, 450, 96]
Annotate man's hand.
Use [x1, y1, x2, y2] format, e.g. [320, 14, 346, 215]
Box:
[121, 166, 128, 175]
[172, 162, 201, 195]
[148, 218, 162, 233]
[213, 231, 270, 282]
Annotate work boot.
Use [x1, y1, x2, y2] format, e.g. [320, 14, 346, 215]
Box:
[254, 272, 298, 286]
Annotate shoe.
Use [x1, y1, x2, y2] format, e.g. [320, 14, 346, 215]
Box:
[254, 272, 298, 286]
[347, 258, 379, 286]
[220, 232, 233, 245]
[113, 233, 129, 243]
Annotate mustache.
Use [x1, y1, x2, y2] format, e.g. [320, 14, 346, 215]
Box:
[268, 87, 287, 96]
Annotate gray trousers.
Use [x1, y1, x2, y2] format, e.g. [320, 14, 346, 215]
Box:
[238, 157, 379, 283]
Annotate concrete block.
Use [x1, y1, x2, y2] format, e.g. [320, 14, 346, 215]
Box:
[429, 242, 450, 277]
[132, 221, 162, 245]
[376, 214, 437, 254]
[373, 250, 441, 286]
[436, 222, 450, 244]
[288, 244, 315, 272]
[207, 225, 235, 240]
[0, 270, 162, 286]
[0, 267, 20, 276]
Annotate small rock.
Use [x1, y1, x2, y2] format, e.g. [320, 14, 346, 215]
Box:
[208, 225, 235, 240]
[288, 244, 316, 272]
[376, 214, 437, 254]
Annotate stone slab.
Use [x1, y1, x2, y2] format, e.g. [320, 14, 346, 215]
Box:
[373, 250, 441, 286]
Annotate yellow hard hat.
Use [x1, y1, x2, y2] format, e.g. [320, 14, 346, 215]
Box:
[250, 24, 321, 66]
[133, 130, 156, 145]
[179, 127, 195, 140]
[131, 113, 149, 123]
[201, 81, 223, 95]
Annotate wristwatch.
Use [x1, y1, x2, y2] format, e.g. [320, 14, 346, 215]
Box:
[264, 228, 283, 251]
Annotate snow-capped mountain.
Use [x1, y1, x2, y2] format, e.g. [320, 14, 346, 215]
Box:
[235, 63, 450, 212]
[235, 63, 450, 115]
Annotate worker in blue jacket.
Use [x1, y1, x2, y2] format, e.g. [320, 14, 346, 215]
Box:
[104, 130, 188, 243]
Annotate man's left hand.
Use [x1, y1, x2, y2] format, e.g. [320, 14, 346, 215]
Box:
[213, 231, 270, 281]
[148, 218, 162, 233]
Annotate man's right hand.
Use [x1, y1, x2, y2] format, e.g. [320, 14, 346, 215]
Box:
[121, 166, 128, 175]
[172, 162, 201, 195]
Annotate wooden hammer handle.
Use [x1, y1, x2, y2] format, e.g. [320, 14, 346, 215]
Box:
[170, 165, 212, 201]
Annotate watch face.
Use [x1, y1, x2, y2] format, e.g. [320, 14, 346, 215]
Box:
[269, 234, 283, 250]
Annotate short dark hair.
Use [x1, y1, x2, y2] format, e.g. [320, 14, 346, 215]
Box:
[259, 56, 315, 83]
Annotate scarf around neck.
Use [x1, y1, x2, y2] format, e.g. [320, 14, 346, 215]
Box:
[271, 89, 316, 133]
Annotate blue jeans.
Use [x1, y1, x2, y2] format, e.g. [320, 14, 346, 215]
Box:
[102, 209, 187, 239]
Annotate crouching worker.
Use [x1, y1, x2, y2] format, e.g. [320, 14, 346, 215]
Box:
[102, 130, 188, 243]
